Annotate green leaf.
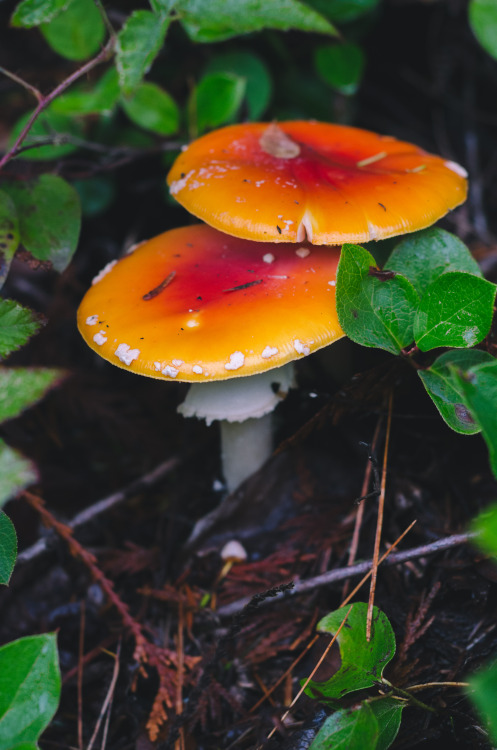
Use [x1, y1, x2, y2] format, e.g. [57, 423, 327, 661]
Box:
[0, 300, 40, 359]
[11, 0, 69, 28]
[52, 68, 120, 116]
[469, 0, 497, 60]
[3, 174, 81, 272]
[40, 0, 105, 61]
[314, 43, 365, 96]
[121, 82, 180, 136]
[467, 661, 497, 745]
[386, 228, 482, 297]
[414, 272, 496, 352]
[305, 0, 380, 24]
[0, 511, 17, 586]
[190, 73, 246, 135]
[73, 177, 116, 217]
[0, 633, 61, 747]
[472, 504, 497, 560]
[0, 367, 64, 423]
[452, 360, 497, 478]
[116, 10, 170, 95]
[336, 244, 420, 355]
[306, 603, 396, 700]
[177, 0, 337, 43]
[369, 697, 405, 750]
[418, 350, 494, 435]
[9, 108, 83, 161]
[310, 703, 379, 750]
[0, 191, 20, 289]
[206, 51, 272, 120]
[0, 439, 37, 508]
[150, 0, 178, 12]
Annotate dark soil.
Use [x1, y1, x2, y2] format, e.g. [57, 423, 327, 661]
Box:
[2, 0, 497, 748]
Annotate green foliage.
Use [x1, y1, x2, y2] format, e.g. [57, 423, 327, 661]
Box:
[0, 190, 20, 289]
[189, 73, 247, 135]
[472, 503, 497, 559]
[386, 228, 483, 296]
[0, 511, 17, 585]
[3, 175, 81, 272]
[205, 51, 272, 120]
[311, 703, 379, 749]
[418, 350, 494, 435]
[40, 0, 106, 61]
[306, 0, 380, 24]
[116, 10, 171, 95]
[336, 244, 420, 356]
[11, 0, 70, 28]
[413, 272, 496, 351]
[73, 177, 116, 217]
[369, 698, 405, 750]
[467, 663, 497, 745]
[305, 602, 396, 700]
[453, 361, 497, 477]
[0, 441, 37, 508]
[176, 0, 337, 43]
[0, 300, 40, 358]
[314, 42, 365, 95]
[52, 68, 121, 116]
[0, 634, 61, 748]
[122, 82, 180, 135]
[469, 0, 497, 60]
[0, 367, 64, 423]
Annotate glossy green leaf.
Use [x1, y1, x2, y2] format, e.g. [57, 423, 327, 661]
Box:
[206, 51, 272, 120]
[418, 350, 494, 435]
[0, 440, 37, 508]
[306, 603, 396, 700]
[314, 43, 365, 95]
[386, 228, 481, 297]
[3, 174, 81, 272]
[11, 0, 69, 28]
[472, 504, 497, 560]
[336, 244, 420, 355]
[414, 272, 496, 352]
[9, 108, 83, 161]
[190, 73, 246, 135]
[467, 661, 497, 744]
[310, 703, 379, 750]
[177, 0, 337, 43]
[116, 10, 170, 94]
[121, 82, 180, 135]
[0, 191, 20, 289]
[369, 697, 405, 750]
[0, 300, 40, 359]
[469, 0, 497, 60]
[0, 633, 61, 746]
[0, 367, 64, 423]
[52, 68, 120, 116]
[150, 0, 178, 13]
[453, 360, 497, 478]
[305, 0, 380, 24]
[41, 0, 105, 61]
[0, 511, 17, 586]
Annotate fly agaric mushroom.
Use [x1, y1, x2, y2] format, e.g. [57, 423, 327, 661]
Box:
[77, 224, 343, 491]
[167, 121, 468, 245]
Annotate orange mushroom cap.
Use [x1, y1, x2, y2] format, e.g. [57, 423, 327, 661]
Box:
[167, 121, 468, 245]
[77, 224, 344, 383]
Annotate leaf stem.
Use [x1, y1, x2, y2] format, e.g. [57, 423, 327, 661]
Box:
[0, 66, 43, 102]
[381, 678, 438, 714]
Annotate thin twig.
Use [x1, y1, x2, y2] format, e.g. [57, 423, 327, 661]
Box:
[264, 606, 353, 744]
[367, 391, 393, 640]
[17, 457, 179, 565]
[0, 66, 42, 101]
[343, 417, 383, 598]
[86, 641, 121, 750]
[0, 37, 115, 172]
[215, 529, 476, 618]
[78, 602, 85, 750]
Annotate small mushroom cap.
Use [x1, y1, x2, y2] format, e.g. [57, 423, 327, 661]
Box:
[167, 121, 468, 245]
[77, 224, 343, 383]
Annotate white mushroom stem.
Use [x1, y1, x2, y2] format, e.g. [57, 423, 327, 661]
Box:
[178, 364, 295, 493]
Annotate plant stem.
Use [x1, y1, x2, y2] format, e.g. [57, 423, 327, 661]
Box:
[381, 678, 437, 714]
